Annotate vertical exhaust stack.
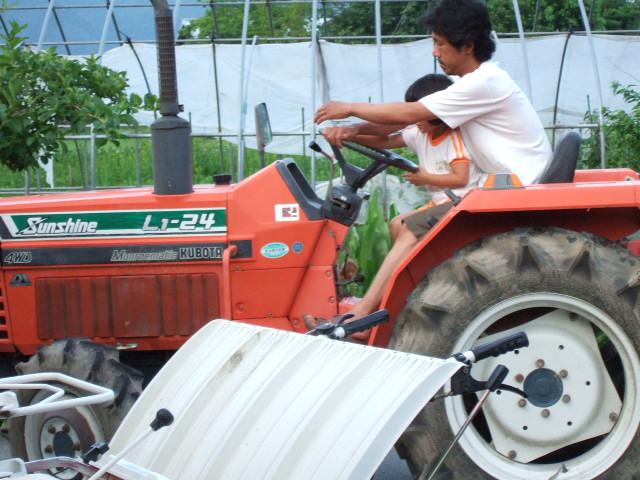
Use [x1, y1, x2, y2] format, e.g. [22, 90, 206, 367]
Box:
[150, 0, 193, 195]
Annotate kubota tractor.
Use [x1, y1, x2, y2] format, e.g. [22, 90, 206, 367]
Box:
[1, 1, 639, 479]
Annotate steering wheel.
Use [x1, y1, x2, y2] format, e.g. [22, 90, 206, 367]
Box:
[342, 140, 419, 173]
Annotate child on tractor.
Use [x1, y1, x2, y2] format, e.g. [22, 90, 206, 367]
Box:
[303, 73, 484, 334]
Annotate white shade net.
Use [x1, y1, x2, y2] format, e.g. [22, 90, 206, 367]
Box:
[90, 34, 640, 156]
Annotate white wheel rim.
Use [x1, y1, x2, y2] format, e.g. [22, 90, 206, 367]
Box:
[445, 293, 640, 479]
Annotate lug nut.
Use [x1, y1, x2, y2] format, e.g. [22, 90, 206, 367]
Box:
[610, 412, 619, 422]
[536, 359, 545, 368]
[62, 424, 70, 433]
[74, 442, 81, 451]
[562, 394, 571, 403]
[559, 369, 568, 378]
[515, 373, 524, 383]
[541, 409, 550, 418]
[518, 399, 527, 407]
[44, 445, 53, 454]
[47, 426, 56, 434]
[508, 450, 517, 460]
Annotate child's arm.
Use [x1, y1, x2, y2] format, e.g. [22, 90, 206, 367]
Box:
[351, 133, 407, 150]
[403, 161, 470, 189]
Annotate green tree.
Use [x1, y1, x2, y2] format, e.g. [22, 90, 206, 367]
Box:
[320, 1, 432, 42]
[488, 0, 639, 33]
[179, 0, 312, 41]
[582, 83, 640, 170]
[0, 21, 157, 172]
[327, 0, 639, 38]
[179, 0, 639, 43]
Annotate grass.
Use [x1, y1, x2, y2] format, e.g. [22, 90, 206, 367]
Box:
[0, 133, 418, 193]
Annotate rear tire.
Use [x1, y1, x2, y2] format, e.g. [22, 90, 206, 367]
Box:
[391, 227, 640, 479]
[8, 338, 143, 479]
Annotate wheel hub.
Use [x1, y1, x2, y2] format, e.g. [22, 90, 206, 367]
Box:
[25, 391, 108, 479]
[453, 307, 622, 464]
[52, 430, 76, 458]
[523, 367, 563, 408]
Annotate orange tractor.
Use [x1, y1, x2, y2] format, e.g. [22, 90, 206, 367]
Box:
[1, 1, 640, 479]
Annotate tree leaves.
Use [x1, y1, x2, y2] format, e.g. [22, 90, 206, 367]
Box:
[0, 21, 158, 172]
[182, 0, 639, 43]
[582, 83, 640, 170]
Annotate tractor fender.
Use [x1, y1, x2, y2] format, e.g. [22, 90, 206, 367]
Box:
[372, 174, 640, 347]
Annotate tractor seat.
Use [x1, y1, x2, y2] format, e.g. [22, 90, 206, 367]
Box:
[536, 130, 582, 184]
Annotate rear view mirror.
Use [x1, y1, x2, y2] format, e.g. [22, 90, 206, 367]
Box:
[255, 103, 273, 167]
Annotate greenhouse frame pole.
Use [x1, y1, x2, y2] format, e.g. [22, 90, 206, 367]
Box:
[374, 0, 388, 208]
[374, 0, 384, 103]
[310, 0, 319, 188]
[511, 0, 532, 99]
[37, 0, 56, 50]
[237, 0, 251, 181]
[577, 0, 606, 167]
[98, 0, 117, 58]
[173, 0, 182, 35]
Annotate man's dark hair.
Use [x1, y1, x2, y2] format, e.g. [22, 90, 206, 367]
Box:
[404, 73, 453, 102]
[420, 0, 496, 62]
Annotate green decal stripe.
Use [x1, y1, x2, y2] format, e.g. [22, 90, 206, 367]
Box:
[5, 209, 228, 237]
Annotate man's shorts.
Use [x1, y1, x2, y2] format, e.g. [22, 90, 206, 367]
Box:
[402, 201, 454, 239]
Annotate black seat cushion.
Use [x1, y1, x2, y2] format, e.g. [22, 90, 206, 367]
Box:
[537, 130, 582, 184]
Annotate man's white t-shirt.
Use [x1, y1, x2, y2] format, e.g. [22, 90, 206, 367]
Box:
[402, 126, 484, 205]
[419, 62, 551, 185]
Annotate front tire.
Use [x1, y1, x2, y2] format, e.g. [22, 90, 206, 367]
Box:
[391, 227, 640, 479]
[8, 338, 143, 479]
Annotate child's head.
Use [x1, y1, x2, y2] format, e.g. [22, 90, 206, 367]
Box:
[404, 73, 453, 102]
[405, 74, 452, 133]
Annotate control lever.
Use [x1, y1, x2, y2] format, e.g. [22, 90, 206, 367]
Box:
[434, 332, 529, 400]
[306, 309, 390, 339]
[308, 141, 335, 163]
[422, 365, 510, 480]
[453, 331, 529, 364]
[336, 272, 365, 287]
[87, 409, 174, 480]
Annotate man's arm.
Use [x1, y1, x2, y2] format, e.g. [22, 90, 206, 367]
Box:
[322, 123, 405, 147]
[315, 101, 436, 125]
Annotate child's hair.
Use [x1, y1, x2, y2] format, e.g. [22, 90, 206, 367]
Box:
[404, 73, 453, 102]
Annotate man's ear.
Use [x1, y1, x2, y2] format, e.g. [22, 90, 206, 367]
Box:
[461, 43, 474, 55]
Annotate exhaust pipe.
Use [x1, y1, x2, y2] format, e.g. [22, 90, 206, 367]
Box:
[150, 0, 193, 195]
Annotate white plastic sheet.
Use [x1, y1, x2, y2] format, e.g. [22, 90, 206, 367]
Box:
[93, 35, 640, 156]
[106, 320, 463, 480]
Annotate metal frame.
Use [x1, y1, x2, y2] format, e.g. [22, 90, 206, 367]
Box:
[0, 0, 624, 192]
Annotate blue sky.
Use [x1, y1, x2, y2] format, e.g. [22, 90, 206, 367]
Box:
[2, 1, 205, 55]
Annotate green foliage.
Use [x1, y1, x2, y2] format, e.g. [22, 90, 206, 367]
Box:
[0, 21, 158, 173]
[180, 0, 639, 45]
[180, 0, 312, 41]
[488, 0, 639, 33]
[582, 83, 640, 170]
[1, 132, 381, 192]
[321, 1, 429, 42]
[340, 188, 396, 297]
